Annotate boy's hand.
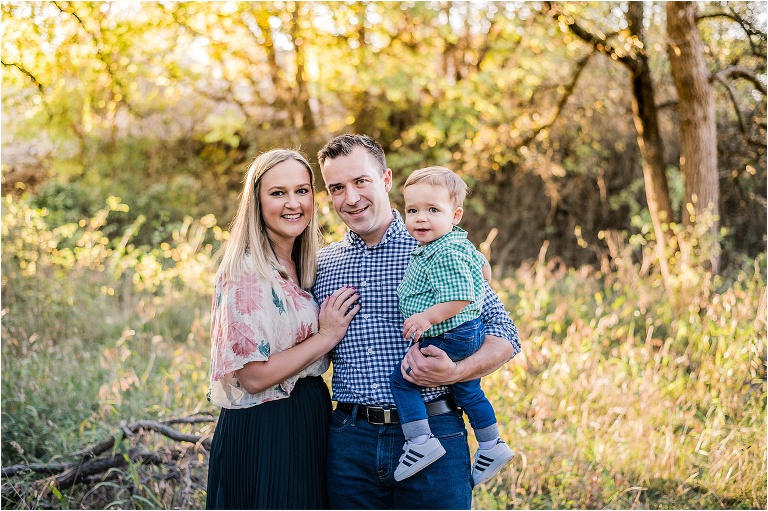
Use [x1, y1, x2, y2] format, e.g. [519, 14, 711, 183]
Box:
[402, 312, 432, 343]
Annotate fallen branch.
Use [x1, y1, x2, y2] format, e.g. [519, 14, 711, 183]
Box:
[53, 449, 165, 491]
[1, 462, 70, 478]
[1, 415, 215, 505]
[69, 415, 215, 460]
[132, 420, 213, 450]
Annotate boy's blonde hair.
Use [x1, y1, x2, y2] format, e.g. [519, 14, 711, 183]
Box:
[403, 166, 468, 208]
[215, 149, 321, 289]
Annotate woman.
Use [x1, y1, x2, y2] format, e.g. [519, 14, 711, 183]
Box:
[206, 149, 360, 509]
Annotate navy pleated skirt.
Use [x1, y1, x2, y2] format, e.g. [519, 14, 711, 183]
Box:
[206, 375, 332, 510]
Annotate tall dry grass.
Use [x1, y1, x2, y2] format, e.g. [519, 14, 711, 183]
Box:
[473, 239, 766, 509]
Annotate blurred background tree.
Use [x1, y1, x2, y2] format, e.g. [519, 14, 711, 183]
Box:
[2, 0, 766, 276]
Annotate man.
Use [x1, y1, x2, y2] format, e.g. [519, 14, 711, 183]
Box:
[313, 134, 520, 509]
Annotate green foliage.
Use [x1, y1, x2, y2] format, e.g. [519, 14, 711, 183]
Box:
[2, 1, 764, 271]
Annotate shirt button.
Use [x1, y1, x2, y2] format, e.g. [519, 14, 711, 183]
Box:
[367, 348, 373, 354]
[372, 383, 378, 389]
[363, 314, 369, 320]
[361, 281, 368, 286]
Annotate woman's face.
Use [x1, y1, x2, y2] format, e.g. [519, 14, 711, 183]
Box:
[258, 159, 314, 246]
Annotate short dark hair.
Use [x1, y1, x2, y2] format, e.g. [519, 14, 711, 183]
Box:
[317, 134, 387, 174]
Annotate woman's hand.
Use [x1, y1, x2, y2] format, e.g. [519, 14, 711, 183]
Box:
[317, 286, 360, 347]
[234, 287, 359, 395]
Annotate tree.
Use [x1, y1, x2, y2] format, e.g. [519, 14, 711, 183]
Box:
[543, 1, 765, 283]
[544, 1, 675, 284]
[666, 1, 720, 272]
[2, 1, 764, 269]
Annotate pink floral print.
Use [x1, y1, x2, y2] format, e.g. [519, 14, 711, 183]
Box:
[295, 321, 314, 344]
[235, 274, 263, 315]
[208, 266, 326, 409]
[278, 277, 311, 312]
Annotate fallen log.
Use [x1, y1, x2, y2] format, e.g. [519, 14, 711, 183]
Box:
[1, 415, 215, 505]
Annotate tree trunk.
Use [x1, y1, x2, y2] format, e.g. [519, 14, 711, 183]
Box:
[291, 3, 316, 133]
[626, 2, 674, 285]
[666, 1, 720, 272]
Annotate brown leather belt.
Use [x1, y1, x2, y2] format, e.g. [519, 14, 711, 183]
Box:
[335, 397, 457, 425]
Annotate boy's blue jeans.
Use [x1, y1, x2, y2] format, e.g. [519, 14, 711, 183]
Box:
[390, 317, 497, 440]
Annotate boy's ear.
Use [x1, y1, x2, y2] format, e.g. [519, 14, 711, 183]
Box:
[452, 207, 464, 225]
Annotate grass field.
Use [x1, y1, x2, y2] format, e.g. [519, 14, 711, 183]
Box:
[2, 196, 765, 509]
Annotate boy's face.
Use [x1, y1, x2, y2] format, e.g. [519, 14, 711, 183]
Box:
[403, 182, 463, 244]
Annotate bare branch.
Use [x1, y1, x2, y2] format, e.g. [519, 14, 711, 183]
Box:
[160, 415, 216, 426]
[696, 9, 766, 39]
[1, 417, 214, 506]
[541, 2, 641, 74]
[71, 417, 213, 460]
[1, 59, 54, 117]
[712, 66, 767, 96]
[1, 463, 69, 478]
[133, 420, 213, 449]
[697, 11, 747, 25]
[711, 71, 766, 147]
[1, 60, 45, 93]
[519, 51, 593, 147]
[696, 7, 767, 58]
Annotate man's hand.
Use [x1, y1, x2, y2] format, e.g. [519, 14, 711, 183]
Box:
[401, 343, 460, 387]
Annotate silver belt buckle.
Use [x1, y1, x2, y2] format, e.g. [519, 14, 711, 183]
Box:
[366, 406, 384, 425]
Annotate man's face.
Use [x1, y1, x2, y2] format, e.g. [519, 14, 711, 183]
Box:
[321, 146, 394, 246]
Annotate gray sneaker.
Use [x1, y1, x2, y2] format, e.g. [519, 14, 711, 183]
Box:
[472, 439, 515, 485]
[393, 436, 446, 481]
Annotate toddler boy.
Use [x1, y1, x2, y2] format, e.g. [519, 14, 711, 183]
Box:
[391, 166, 515, 485]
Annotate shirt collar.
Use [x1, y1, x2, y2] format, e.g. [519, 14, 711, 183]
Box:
[412, 226, 468, 257]
[343, 210, 409, 250]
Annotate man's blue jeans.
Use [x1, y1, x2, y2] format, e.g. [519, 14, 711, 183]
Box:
[390, 318, 497, 438]
[327, 406, 473, 509]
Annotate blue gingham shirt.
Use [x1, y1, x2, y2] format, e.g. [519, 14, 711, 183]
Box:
[314, 210, 520, 406]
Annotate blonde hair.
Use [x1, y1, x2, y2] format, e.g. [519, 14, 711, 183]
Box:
[403, 166, 468, 208]
[216, 149, 321, 289]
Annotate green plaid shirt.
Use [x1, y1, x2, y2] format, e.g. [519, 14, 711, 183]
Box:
[397, 227, 487, 338]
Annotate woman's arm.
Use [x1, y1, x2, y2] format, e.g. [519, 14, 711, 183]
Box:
[235, 286, 359, 394]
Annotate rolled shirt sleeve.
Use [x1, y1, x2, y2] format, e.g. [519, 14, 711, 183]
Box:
[479, 279, 521, 357]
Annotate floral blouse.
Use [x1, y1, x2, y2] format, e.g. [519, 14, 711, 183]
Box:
[208, 265, 327, 409]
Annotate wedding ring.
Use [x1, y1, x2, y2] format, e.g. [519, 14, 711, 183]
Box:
[405, 366, 412, 375]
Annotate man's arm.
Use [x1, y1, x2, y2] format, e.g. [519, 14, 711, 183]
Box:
[402, 335, 513, 386]
[402, 280, 520, 387]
